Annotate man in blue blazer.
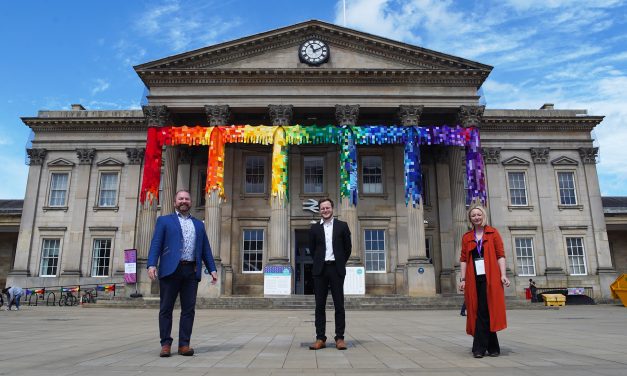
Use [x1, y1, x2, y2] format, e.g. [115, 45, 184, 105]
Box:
[308, 198, 352, 351]
[147, 189, 218, 357]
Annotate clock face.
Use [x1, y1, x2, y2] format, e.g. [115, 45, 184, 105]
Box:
[299, 39, 330, 66]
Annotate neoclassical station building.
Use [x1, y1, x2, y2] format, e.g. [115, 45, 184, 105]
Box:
[7, 20, 617, 299]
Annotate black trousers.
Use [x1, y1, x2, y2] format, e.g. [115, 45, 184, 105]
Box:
[472, 278, 500, 355]
[313, 262, 345, 341]
[159, 263, 199, 347]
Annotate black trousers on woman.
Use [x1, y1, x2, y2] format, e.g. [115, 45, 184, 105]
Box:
[472, 278, 500, 355]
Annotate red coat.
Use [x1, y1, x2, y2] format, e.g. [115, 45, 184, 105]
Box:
[460, 225, 507, 335]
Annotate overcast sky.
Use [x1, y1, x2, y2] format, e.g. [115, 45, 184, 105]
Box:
[1, 0, 626, 199]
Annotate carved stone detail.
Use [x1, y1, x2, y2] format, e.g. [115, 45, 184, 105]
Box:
[578, 147, 599, 164]
[457, 105, 485, 128]
[205, 105, 231, 126]
[530, 147, 550, 164]
[267, 105, 293, 126]
[335, 104, 360, 126]
[126, 148, 145, 165]
[142, 105, 170, 127]
[481, 147, 501, 164]
[398, 105, 424, 126]
[76, 148, 96, 165]
[26, 148, 47, 165]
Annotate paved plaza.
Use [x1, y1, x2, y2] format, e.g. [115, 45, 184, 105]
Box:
[1, 304, 626, 375]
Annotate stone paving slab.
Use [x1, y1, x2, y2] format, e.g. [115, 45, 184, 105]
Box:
[0, 305, 626, 375]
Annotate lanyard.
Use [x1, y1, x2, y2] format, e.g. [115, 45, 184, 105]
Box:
[474, 230, 483, 258]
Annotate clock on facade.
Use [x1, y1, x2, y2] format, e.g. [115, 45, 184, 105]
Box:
[299, 39, 330, 66]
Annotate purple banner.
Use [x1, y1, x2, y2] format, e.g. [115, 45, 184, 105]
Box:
[124, 249, 137, 283]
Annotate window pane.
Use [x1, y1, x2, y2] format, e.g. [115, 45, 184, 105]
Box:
[49, 173, 69, 206]
[558, 172, 577, 205]
[40, 238, 60, 276]
[98, 173, 118, 207]
[91, 238, 112, 277]
[515, 237, 535, 276]
[362, 156, 383, 194]
[245, 156, 265, 194]
[365, 229, 385, 272]
[566, 237, 586, 275]
[243, 229, 264, 272]
[508, 172, 528, 206]
[304, 156, 324, 193]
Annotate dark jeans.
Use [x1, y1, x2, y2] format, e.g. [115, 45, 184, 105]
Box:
[159, 263, 199, 347]
[472, 278, 500, 355]
[313, 262, 346, 341]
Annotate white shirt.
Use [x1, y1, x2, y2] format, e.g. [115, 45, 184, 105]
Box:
[320, 218, 335, 261]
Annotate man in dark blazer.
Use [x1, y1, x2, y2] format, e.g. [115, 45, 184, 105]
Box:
[147, 189, 218, 357]
[308, 198, 352, 350]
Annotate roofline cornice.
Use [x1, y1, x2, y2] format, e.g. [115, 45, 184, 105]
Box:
[482, 116, 604, 132]
[22, 117, 147, 132]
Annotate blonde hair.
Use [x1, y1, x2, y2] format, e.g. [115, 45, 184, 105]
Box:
[467, 203, 488, 228]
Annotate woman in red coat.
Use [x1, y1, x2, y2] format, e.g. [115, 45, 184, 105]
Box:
[459, 203, 510, 358]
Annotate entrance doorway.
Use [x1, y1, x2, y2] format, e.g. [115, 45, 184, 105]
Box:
[294, 229, 314, 295]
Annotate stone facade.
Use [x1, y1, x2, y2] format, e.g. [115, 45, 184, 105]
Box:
[5, 20, 619, 299]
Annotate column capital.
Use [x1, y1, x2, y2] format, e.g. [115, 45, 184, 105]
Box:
[26, 148, 47, 165]
[142, 105, 170, 127]
[335, 104, 360, 126]
[481, 147, 501, 164]
[530, 147, 550, 164]
[398, 105, 424, 126]
[267, 104, 293, 126]
[457, 105, 485, 128]
[578, 147, 599, 164]
[126, 148, 145, 165]
[76, 148, 96, 165]
[205, 105, 231, 126]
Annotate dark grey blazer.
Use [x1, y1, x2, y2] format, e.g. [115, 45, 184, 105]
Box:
[309, 219, 352, 277]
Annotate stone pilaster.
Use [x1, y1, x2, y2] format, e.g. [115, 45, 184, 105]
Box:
[398, 105, 424, 126]
[531, 147, 550, 164]
[268, 104, 293, 126]
[481, 147, 501, 164]
[126, 148, 145, 165]
[578, 147, 599, 164]
[9, 148, 47, 279]
[205, 105, 231, 126]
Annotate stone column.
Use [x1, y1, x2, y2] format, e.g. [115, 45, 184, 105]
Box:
[160, 146, 178, 215]
[119, 148, 144, 282]
[135, 105, 169, 296]
[452, 105, 485, 285]
[62, 148, 95, 279]
[176, 147, 192, 191]
[336, 104, 361, 265]
[579, 147, 616, 298]
[8, 148, 47, 283]
[434, 147, 456, 293]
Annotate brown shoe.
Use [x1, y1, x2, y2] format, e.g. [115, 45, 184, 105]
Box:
[159, 344, 171, 357]
[177, 346, 195, 356]
[335, 338, 347, 350]
[308, 339, 326, 350]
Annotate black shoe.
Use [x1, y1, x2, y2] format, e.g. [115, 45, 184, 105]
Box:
[473, 352, 484, 358]
[488, 351, 500, 357]
[460, 312, 466, 316]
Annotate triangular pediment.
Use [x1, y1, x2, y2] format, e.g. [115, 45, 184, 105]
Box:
[502, 156, 530, 166]
[96, 157, 124, 167]
[135, 20, 492, 73]
[47, 158, 75, 167]
[551, 156, 579, 166]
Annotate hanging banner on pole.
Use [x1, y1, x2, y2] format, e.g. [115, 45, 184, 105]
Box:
[124, 249, 137, 283]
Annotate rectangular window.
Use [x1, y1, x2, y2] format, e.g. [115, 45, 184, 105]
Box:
[365, 229, 385, 272]
[245, 156, 265, 194]
[515, 237, 536, 276]
[198, 172, 207, 206]
[508, 172, 528, 206]
[425, 237, 432, 263]
[40, 238, 60, 277]
[49, 173, 69, 206]
[98, 172, 119, 207]
[566, 237, 587, 275]
[362, 156, 383, 194]
[91, 238, 112, 277]
[558, 171, 577, 205]
[303, 156, 324, 193]
[242, 229, 264, 272]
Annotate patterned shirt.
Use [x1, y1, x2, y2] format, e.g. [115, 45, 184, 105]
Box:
[177, 211, 196, 261]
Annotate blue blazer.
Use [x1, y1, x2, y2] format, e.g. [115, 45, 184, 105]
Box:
[147, 213, 217, 281]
